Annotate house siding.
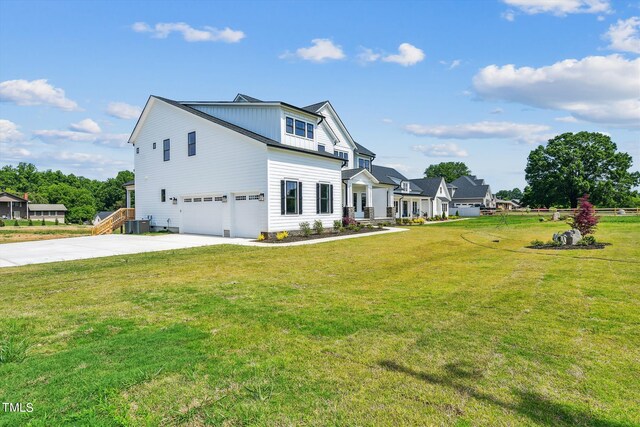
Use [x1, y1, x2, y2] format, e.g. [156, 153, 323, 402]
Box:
[189, 104, 282, 142]
[267, 148, 342, 232]
[133, 99, 268, 233]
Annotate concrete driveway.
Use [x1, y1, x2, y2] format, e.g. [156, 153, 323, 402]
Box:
[0, 234, 254, 268]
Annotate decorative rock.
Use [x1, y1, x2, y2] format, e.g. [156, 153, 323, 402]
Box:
[552, 212, 560, 221]
[553, 229, 582, 245]
[618, 209, 626, 215]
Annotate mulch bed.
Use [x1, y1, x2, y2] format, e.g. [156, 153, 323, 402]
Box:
[527, 243, 611, 250]
[257, 227, 384, 243]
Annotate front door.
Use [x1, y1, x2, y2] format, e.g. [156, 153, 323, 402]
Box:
[402, 200, 408, 217]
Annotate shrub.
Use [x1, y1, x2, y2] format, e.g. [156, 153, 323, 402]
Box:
[342, 216, 357, 227]
[530, 239, 544, 247]
[41, 218, 46, 226]
[582, 235, 596, 245]
[569, 194, 599, 236]
[0, 219, 4, 227]
[312, 219, 324, 235]
[377, 223, 384, 229]
[257, 233, 265, 241]
[413, 217, 426, 224]
[333, 220, 342, 232]
[366, 224, 374, 229]
[276, 231, 289, 241]
[299, 221, 311, 237]
[55, 218, 59, 225]
[28, 219, 33, 226]
[539, 217, 545, 222]
[13, 220, 19, 227]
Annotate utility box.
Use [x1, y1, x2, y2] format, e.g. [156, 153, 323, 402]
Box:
[125, 220, 150, 234]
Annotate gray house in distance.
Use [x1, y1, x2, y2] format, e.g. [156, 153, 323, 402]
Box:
[449, 175, 495, 208]
[0, 192, 28, 219]
[29, 204, 67, 222]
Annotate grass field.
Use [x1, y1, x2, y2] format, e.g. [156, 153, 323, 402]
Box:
[0, 224, 92, 244]
[0, 216, 638, 426]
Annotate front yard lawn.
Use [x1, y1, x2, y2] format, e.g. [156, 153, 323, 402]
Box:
[0, 216, 638, 425]
[0, 225, 92, 244]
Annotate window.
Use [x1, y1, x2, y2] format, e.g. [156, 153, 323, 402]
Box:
[203, 197, 213, 202]
[188, 131, 196, 156]
[163, 139, 170, 161]
[318, 144, 326, 152]
[193, 197, 202, 202]
[316, 183, 333, 214]
[286, 117, 294, 134]
[295, 120, 305, 137]
[358, 158, 370, 169]
[401, 182, 410, 192]
[235, 195, 247, 201]
[281, 180, 302, 215]
[214, 196, 224, 201]
[136, 147, 139, 154]
[184, 198, 192, 202]
[248, 195, 260, 200]
[361, 192, 367, 211]
[306, 123, 314, 139]
[353, 193, 358, 211]
[334, 150, 348, 160]
[402, 201, 409, 217]
[412, 201, 418, 215]
[153, 142, 156, 149]
[286, 116, 314, 140]
[161, 189, 166, 202]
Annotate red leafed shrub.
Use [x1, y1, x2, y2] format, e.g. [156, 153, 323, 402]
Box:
[569, 194, 599, 236]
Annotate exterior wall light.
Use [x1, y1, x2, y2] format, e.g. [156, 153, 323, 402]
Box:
[222, 195, 228, 203]
[258, 193, 265, 201]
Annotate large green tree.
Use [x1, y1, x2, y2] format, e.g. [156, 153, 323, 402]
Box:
[496, 188, 523, 200]
[424, 162, 471, 183]
[522, 132, 640, 208]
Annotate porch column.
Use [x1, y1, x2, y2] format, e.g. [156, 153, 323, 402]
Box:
[386, 190, 395, 218]
[126, 190, 131, 209]
[343, 181, 354, 219]
[364, 184, 374, 219]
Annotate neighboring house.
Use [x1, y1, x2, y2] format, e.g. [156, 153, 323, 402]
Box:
[449, 175, 495, 208]
[495, 199, 519, 210]
[129, 94, 446, 237]
[93, 211, 115, 224]
[0, 192, 28, 219]
[28, 204, 67, 222]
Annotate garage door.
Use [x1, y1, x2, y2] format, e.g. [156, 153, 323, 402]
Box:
[232, 194, 263, 238]
[181, 196, 224, 235]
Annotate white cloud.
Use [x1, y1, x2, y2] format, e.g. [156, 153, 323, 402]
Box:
[283, 39, 346, 62]
[473, 55, 640, 126]
[69, 118, 101, 134]
[412, 143, 469, 158]
[382, 118, 393, 124]
[490, 108, 504, 114]
[502, 10, 516, 21]
[132, 21, 245, 43]
[604, 17, 640, 54]
[555, 115, 579, 122]
[0, 79, 79, 111]
[356, 47, 381, 64]
[0, 119, 25, 143]
[382, 43, 425, 66]
[106, 102, 142, 120]
[502, 0, 611, 16]
[405, 121, 551, 144]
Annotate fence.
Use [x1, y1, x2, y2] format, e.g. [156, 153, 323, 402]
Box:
[481, 207, 640, 216]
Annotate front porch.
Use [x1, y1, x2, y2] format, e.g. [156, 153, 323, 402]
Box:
[342, 169, 395, 221]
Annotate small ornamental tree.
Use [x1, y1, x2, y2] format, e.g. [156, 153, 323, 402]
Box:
[569, 194, 599, 236]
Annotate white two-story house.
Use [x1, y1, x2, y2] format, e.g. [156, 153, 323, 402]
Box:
[128, 94, 448, 237]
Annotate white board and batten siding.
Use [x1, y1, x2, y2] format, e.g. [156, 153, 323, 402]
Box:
[267, 148, 342, 232]
[316, 107, 356, 168]
[280, 108, 319, 152]
[188, 104, 282, 142]
[133, 98, 268, 237]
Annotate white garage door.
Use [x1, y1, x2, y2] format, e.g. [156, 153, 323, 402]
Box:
[232, 194, 263, 238]
[181, 196, 224, 235]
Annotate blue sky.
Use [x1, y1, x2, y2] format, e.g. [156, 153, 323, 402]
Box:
[1, 0, 639, 191]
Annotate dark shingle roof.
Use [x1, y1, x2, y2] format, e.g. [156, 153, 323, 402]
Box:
[95, 211, 114, 220]
[409, 178, 444, 198]
[342, 168, 366, 180]
[235, 93, 263, 103]
[371, 165, 407, 185]
[302, 101, 328, 113]
[29, 204, 67, 211]
[122, 180, 134, 187]
[450, 176, 491, 199]
[153, 96, 342, 163]
[354, 142, 376, 157]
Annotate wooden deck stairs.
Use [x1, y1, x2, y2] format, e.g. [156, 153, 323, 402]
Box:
[91, 208, 135, 235]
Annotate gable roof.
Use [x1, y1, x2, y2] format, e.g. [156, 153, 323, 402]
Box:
[341, 168, 380, 184]
[95, 211, 114, 220]
[450, 175, 492, 199]
[409, 178, 446, 198]
[302, 101, 329, 113]
[28, 204, 67, 211]
[0, 192, 27, 203]
[130, 96, 342, 163]
[371, 164, 406, 185]
[234, 93, 263, 103]
[354, 142, 376, 158]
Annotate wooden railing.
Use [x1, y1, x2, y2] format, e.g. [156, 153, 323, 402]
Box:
[91, 208, 135, 235]
[481, 207, 640, 216]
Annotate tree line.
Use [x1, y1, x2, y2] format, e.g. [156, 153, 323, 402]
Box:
[423, 132, 639, 208]
[0, 163, 134, 223]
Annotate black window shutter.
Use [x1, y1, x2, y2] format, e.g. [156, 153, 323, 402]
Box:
[298, 182, 303, 214]
[330, 184, 334, 213]
[316, 183, 320, 214]
[280, 180, 285, 215]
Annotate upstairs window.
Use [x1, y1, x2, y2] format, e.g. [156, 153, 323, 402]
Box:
[295, 120, 305, 137]
[286, 117, 294, 134]
[334, 150, 348, 160]
[285, 116, 315, 140]
[318, 144, 326, 152]
[358, 158, 370, 169]
[401, 182, 410, 192]
[306, 123, 314, 139]
[188, 131, 196, 156]
[163, 139, 170, 161]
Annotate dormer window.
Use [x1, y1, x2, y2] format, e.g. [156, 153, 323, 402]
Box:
[358, 158, 370, 169]
[402, 182, 410, 192]
[285, 116, 314, 140]
[295, 120, 305, 137]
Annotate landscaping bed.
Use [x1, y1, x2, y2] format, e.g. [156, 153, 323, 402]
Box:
[527, 242, 611, 250]
[257, 227, 384, 243]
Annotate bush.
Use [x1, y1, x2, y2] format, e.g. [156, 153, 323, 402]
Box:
[257, 233, 265, 241]
[312, 219, 324, 235]
[377, 223, 384, 229]
[299, 221, 311, 237]
[55, 218, 59, 225]
[569, 194, 599, 236]
[539, 217, 545, 222]
[366, 224, 374, 229]
[0, 219, 4, 227]
[530, 239, 544, 247]
[342, 216, 357, 227]
[13, 220, 19, 227]
[276, 231, 289, 241]
[413, 217, 426, 224]
[333, 220, 342, 232]
[41, 218, 46, 226]
[582, 235, 596, 245]
[28, 219, 33, 226]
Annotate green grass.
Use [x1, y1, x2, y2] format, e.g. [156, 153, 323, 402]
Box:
[0, 216, 638, 426]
